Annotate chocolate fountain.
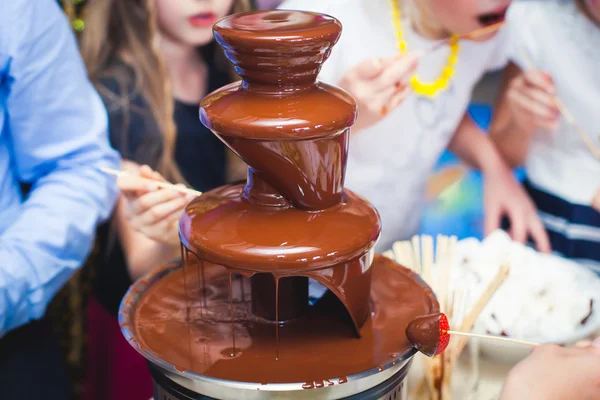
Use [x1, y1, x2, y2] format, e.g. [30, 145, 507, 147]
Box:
[119, 10, 439, 400]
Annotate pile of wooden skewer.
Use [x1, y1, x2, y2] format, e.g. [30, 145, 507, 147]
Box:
[383, 235, 510, 400]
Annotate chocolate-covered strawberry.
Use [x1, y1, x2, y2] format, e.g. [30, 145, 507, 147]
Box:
[406, 312, 450, 357]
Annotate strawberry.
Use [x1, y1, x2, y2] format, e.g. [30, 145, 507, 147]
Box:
[436, 313, 450, 355]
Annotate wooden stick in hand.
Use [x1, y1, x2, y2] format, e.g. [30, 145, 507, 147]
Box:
[100, 167, 202, 196]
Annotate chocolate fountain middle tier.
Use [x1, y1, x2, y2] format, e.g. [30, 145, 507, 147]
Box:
[180, 184, 380, 332]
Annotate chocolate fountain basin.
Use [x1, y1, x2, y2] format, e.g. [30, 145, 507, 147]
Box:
[119, 256, 436, 399]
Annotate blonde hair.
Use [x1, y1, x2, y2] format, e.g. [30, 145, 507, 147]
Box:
[80, 0, 251, 182]
[403, 0, 447, 39]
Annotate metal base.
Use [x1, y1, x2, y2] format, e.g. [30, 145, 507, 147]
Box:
[150, 362, 409, 400]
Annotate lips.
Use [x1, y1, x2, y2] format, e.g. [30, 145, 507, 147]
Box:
[189, 12, 217, 28]
[477, 6, 509, 26]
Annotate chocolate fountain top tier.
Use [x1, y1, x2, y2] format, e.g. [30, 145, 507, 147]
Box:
[201, 10, 357, 141]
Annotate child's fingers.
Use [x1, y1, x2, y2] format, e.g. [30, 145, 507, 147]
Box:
[507, 208, 528, 244]
[134, 195, 189, 227]
[131, 189, 184, 215]
[358, 87, 397, 117]
[508, 88, 558, 121]
[388, 86, 412, 110]
[527, 215, 551, 254]
[522, 70, 555, 95]
[147, 213, 183, 242]
[520, 86, 559, 115]
[374, 52, 420, 92]
[121, 160, 141, 173]
[352, 57, 387, 80]
[117, 175, 155, 193]
[139, 165, 166, 182]
[484, 202, 502, 236]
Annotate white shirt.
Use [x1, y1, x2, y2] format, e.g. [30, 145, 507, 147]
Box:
[280, 0, 508, 250]
[508, 0, 600, 206]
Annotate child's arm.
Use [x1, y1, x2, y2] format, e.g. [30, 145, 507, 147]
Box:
[448, 113, 551, 253]
[490, 62, 559, 168]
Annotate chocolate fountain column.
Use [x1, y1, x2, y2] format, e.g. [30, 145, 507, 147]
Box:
[195, 10, 365, 325]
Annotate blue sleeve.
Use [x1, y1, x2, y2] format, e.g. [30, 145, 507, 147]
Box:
[0, 0, 120, 335]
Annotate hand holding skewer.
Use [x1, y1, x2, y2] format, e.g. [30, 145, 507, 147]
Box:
[101, 165, 200, 245]
[516, 49, 600, 160]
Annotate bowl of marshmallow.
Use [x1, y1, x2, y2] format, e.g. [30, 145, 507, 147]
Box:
[451, 231, 600, 364]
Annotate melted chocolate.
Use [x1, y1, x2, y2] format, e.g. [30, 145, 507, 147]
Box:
[180, 184, 379, 332]
[406, 313, 444, 357]
[132, 255, 438, 383]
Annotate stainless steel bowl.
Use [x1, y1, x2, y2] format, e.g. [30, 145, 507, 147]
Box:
[119, 262, 414, 399]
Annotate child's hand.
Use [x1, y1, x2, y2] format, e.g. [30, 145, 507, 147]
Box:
[507, 69, 560, 133]
[500, 344, 600, 400]
[337, 52, 421, 133]
[483, 164, 551, 253]
[118, 164, 194, 246]
[593, 188, 600, 213]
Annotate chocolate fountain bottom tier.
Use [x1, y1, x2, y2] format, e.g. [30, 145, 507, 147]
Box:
[120, 255, 438, 387]
[179, 185, 381, 273]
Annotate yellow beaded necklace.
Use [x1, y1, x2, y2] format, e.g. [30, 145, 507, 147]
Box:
[390, 0, 460, 98]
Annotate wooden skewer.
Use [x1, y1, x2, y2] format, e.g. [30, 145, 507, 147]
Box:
[382, 250, 395, 261]
[424, 22, 506, 54]
[554, 99, 600, 160]
[100, 167, 202, 196]
[517, 48, 600, 160]
[412, 235, 422, 276]
[437, 235, 453, 312]
[421, 235, 434, 286]
[459, 21, 506, 41]
[393, 241, 414, 271]
[446, 330, 539, 347]
[454, 264, 510, 359]
[440, 236, 456, 396]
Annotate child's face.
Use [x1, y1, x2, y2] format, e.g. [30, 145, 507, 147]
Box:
[423, 0, 512, 37]
[155, 0, 235, 47]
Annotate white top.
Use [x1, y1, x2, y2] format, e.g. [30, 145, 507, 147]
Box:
[507, 0, 600, 206]
[280, 0, 508, 250]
